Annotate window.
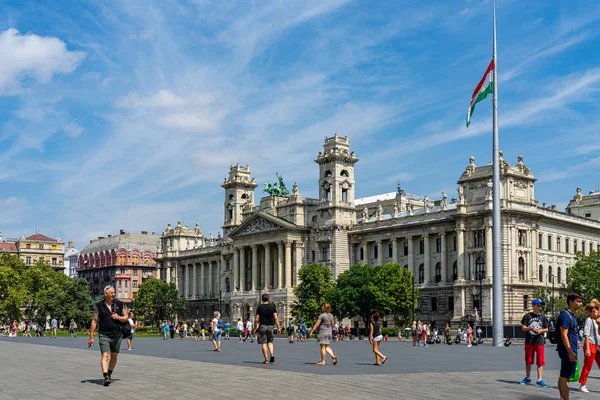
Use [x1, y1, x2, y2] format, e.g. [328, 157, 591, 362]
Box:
[474, 230, 485, 247]
[133, 270, 138, 276]
[547, 235, 552, 251]
[452, 261, 458, 281]
[574, 240, 578, 253]
[453, 236, 457, 251]
[431, 297, 438, 312]
[125, 281, 128, 288]
[373, 244, 378, 259]
[586, 213, 592, 218]
[26, 243, 31, 249]
[557, 267, 562, 284]
[557, 237, 561, 252]
[342, 189, 348, 203]
[518, 230, 527, 246]
[120, 268, 125, 274]
[324, 170, 332, 177]
[26, 257, 31, 265]
[359, 248, 364, 261]
[523, 295, 529, 310]
[52, 258, 57, 266]
[473, 294, 480, 311]
[538, 265, 543, 282]
[133, 281, 138, 288]
[322, 247, 329, 261]
[518, 257, 525, 280]
[340, 170, 349, 177]
[565, 238, 570, 253]
[142, 271, 147, 277]
[312, 250, 316, 262]
[39, 244, 44, 249]
[538, 233, 542, 249]
[591, 242, 594, 253]
[566, 268, 570, 279]
[448, 296, 454, 312]
[475, 257, 486, 279]
[419, 240, 424, 254]
[404, 241, 408, 256]
[582, 241, 586, 255]
[118, 280, 122, 287]
[418, 264, 424, 284]
[388, 243, 393, 258]
[436, 238, 442, 253]
[548, 266, 553, 283]
[435, 262, 441, 283]
[225, 278, 231, 292]
[52, 245, 57, 250]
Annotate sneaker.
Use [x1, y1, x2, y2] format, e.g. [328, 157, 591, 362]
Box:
[270, 355, 275, 363]
[580, 385, 589, 393]
[536, 380, 550, 388]
[103, 376, 111, 386]
[519, 377, 531, 385]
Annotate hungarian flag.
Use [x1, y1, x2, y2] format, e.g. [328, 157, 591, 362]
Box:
[466, 59, 494, 127]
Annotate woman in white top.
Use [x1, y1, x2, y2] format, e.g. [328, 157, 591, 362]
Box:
[212, 311, 222, 352]
[579, 299, 600, 393]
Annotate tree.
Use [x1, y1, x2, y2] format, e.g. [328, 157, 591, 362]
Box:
[132, 277, 185, 326]
[369, 263, 418, 328]
[56, 278, 95, 330]
[290, 263, 334, 325]
[566, 251, 600, 302]
[532, 287, 565, 315]
[22, 260, 68, 323]
[0, 254, 28, 321]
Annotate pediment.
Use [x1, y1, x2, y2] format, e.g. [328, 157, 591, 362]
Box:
[229, 212, 297, 237]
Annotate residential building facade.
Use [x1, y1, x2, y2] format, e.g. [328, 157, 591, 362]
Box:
[16, 234, 65, 271]
[567, 188, 600, 221]
[64, 241, 79, 278]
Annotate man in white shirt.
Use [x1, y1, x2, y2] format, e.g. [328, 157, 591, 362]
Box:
[237, 319, 244, 342]
[245, 319, 254, 343]
[126, 311, 137, 350]
[50, 317, 58, 338]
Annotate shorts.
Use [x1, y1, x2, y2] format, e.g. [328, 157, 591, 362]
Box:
[257, 325, 274, 344]
[373, 335, 383, 342]
[69, 328, 75, 334]
[99, 334, 122, 354]
[126, 332, 134, 340]
[213, 330, 222, 341]
[560, 356, 577, 379]
[524, 344, 545, 366]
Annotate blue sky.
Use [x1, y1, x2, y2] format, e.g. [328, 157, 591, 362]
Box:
[1, 0, 599, 250]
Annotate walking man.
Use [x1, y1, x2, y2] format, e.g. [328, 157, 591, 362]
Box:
[558, 293, 583, 400]
[87, 285, 129, 387]
[126, 311, 137, 350]
[50, 317, 58, 338]
[519, 298, 550, 387]
[254, 293, 281, 364]
[237, 318, 244, 342]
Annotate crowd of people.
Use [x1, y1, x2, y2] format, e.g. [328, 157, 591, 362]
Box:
[0, 317, 68, 338]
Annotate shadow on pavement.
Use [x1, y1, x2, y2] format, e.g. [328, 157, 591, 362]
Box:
[80, 379, 120, 385]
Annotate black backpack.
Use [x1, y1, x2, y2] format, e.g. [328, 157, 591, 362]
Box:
[548, 311, 563, 344]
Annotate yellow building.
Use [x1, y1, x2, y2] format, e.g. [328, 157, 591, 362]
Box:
[16, 234, 65, 271]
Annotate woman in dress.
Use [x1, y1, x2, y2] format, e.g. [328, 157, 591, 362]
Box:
[369, 312, 387, 365]
[466, 323, 473, 347]
[308, 303, 337, 366]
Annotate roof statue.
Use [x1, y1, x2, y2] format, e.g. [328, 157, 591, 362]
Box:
[263, 172, 290, 197]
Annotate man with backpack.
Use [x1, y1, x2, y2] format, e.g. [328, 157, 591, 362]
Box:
[556, 293, 583, 400]
[519, 298, 550, 387]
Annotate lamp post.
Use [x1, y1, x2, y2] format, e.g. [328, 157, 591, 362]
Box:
[411, 277, 416, 324]
[478, 271, 484, 336]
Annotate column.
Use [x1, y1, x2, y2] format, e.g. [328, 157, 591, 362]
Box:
[485, 224, 493, 279]
[377, 240, 384, 266]
[199, 262, 205, 297]
[233, 248, 239, 292]
[424, 235, 430, 284]
[193, 263, 198, 297]
[184, 264, 190, 297]
[209, 260, 214, 297]
[408, 237, 414, 275]
[440, 233, 447, 284]
[285, 240, 292, 288]
[456, 229, 465, 279]
[219, 255, 225, 294]
[295, 241, 304, 285]
[239, 247, 246, 291]
[251, 245, 258, 291]
[264, 243, 271, 290]
[277, 241, 284, 289]
[166, 263, 171, 283]
[391, 239, 398, 264]
[362, 242, 368, 265]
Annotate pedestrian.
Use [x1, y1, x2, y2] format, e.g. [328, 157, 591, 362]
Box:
[557, 292, 583, 400]
[444, 323, 451, 344]
[162, 321, 169, 340]
[169, 321, 175, 339]
[245, 318, 254, 343]
[50, 317, 58, 338]
[412, 321, 417, 346]
[466, 323, 473, 347]
[192, 319, 200, 341]
[519, 298, 550, 387]
[87, 285, 129, 387]
[254, 293, 281, 364]
[200, 318, 206, 340]
[69, 319, 77, 338]
[182, 321, 188, 340]
[369, 312, 387, 365]
[287, 316, 295, 343]
[224, 320, 231, 340]
[24, 321, 31, 337]
[211, 311, 222, 352]
[308, 303, 337, 366]
[126, 311, 137, 350]
[578, 299, 600, 393]
[237, 318, 244, 342]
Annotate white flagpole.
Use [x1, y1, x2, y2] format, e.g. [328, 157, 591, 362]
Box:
[492, 0, 504, 346]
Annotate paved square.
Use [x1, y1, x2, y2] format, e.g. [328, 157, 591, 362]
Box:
[1, 336, 600, 399]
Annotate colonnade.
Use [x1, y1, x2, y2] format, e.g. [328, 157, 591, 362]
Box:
[164, 259, 221, 298]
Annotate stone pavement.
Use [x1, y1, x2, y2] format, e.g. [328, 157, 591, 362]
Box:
[1, 337, 600, 399]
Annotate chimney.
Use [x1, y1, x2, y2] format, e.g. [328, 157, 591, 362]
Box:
[551, 205, 556, 211]
[141, 231, 148, 235]
[89, 240, 93, 244]
[542, 203, 546, 208]
[108, 235, 112, 238]
[98, 236, 105, 240]
[120, 229, 125, 235]
[68, 241, 73, 249]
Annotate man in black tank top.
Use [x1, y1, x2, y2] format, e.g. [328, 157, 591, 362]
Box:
[88, 285, 129, 386]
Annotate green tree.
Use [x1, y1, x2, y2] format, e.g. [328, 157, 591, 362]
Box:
[22, 260, 68, 323]
[327, 264, 377, 330]
[0, 254, 29, 321]
[369, 263, 418, 328]
[56, 278, 95, 330]
[566, 251, 600, 302]
[290, 263, 334, 325]
[132, 277, 185, 326]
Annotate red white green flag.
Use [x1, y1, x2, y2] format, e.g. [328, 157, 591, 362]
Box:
[466, 59, 494, 127]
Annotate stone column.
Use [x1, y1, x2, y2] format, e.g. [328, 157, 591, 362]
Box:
[485, 224, 493, 279]
[424, 235, 430, 284]
[184, 264, 190, 297]
[362, 242, 368, 265]
[219, 255, 225, 294]
[408, 237, 414, 275]
[440, 233, 447, 283]
[239, 247, 246, 292]
[377, 240, 384, 266]
[285, 240, 292, 288]
[457, 229, 465, 279]
[199, 262, 205, 297]
[166, 263, 171, 283]
[233, 248, 239, 292]
[295, 241, 304, 285]
[277, 241, 284, 289]
[209, 260, 214, 297]
[192, 263, 198, 297]
[264, 243, 271, 290]
[251, 245, 258, 291]
[392, 239, 398, 264]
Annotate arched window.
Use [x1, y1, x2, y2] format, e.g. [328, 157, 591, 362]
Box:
[403, 265, 408, 270]
[566, 267, 569, 279]
[557, 267, 562, 284]
[475, 257, 486, 279]
[452, 261, 458, 281]
[229, 194, 234, 200]
[435, 262, 441, 283]
[418, 264, 424, 284]
[324, 170, 332, 177]
[340, 170, 349, 177]
[538, 265, 543, 282]
[518, 257, 525, 280]
[548, 266, 553, 283]
[225, 277, 231, 293]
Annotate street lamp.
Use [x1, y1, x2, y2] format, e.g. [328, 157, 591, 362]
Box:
[478, 271, 484, 336]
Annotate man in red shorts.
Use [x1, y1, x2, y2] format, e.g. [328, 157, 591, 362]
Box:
[520, 298, 550, 388]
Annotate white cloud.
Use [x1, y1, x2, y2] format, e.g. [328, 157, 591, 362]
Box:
[0, 28, 85, 94]
[63, 121, 84, 137]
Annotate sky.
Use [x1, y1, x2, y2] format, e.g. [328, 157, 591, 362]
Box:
[1, 0, 599, 250]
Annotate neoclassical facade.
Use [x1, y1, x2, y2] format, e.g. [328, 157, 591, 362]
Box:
[155, 135, 600, 327]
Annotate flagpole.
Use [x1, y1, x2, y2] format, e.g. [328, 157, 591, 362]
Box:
[491, 0, 504, 347]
